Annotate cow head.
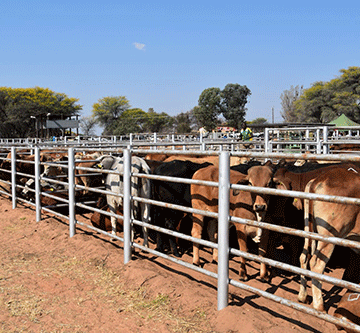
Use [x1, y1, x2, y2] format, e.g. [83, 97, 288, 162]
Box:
[233, 161, 276, 222]
[97, 155, 118, 170]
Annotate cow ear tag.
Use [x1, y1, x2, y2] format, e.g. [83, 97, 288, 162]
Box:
[97, 164, 103, 169]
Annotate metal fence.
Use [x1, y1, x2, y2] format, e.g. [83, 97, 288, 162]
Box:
[0, 144, 360, 332]
[3, 124, 360, 154]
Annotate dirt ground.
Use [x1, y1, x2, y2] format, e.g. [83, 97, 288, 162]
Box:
[0, 195, 349, 333]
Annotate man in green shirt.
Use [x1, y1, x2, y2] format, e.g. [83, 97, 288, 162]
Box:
[240, 122, 253, 141]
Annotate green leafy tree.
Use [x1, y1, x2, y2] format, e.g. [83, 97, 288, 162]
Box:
[294, 67, 360, 123]
[194, 88, 222, 131]
[174, 112, 192, 134]
[144, 108, 173, 133]
[221, 83, 251, 129]
[113, 108, 148, 135]
[0, 86, 81, 138]
[249, 117, 268, 125]
[92, 96, 130, 135]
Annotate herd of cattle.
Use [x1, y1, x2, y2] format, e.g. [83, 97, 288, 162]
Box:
[1, 147, 360, 323]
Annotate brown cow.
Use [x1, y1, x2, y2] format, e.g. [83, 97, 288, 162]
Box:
[0, 151, 48, 182]
[334, 289, 360, 332]
[273, 162, 360, 208]
[190, 162, 277, 281]
[259, 162, 360, 273]
[74, 153, 103, 195]
[298, 168, 360, 312]
[90, 195, 123, 232]
[163, 154, 250, 167]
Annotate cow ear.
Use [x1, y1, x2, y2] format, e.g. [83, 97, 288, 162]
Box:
[233, 188, 240, 196]
[233, 177, 249, 196]
[236, 177, 249, 185]
[293, 198, 303, 210]
[273, 177, 291, 190]
[233, 188, 243, 196]
[277, 159, 287, 167]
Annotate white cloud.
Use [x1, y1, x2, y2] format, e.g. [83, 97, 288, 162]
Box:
[133, 42, 146, 51]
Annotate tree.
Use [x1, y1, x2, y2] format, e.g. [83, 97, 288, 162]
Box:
[293, 67, 360, 123]
[174, 112, 192, 134]
[113, 108, 149, 135]
[221, 83, 251, 129]
[0, 86, 81, 138]
[79, 116, 97, 136]
[194, 88, 222, 131]
[249, 117, 268, 125]
[144, 108, 173, 133]
[92, 96, 130, 135]
[280, 85, 303, 122]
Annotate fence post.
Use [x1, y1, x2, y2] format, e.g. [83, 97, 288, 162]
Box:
[202, 142, 206, 151]
[68, 148, 76, 237]
[11, 147, 17, 209]
[123, 148, 132, 264]
[264, 128, 270, 157]
[323, 126, 329, 154]
[218, 151, 230, 310]
[34, 147, 41, 222]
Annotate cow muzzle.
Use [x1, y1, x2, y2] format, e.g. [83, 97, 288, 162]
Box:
[254, 204, 266, 212]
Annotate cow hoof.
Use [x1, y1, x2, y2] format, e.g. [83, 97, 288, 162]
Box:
[259, 276, 271, 283]
[154, 247, 164, 253]
[239, 276, 249, 282]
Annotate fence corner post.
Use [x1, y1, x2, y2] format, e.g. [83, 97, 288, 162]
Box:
[34, 147, 41, 222]
[218, 151, 230, 310]
[68, 147, 76, 237]
[123, 148, 132, 264]
[11, 147, 17, 209]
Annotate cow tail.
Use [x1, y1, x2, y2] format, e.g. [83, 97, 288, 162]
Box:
[304, 179, 315, 256]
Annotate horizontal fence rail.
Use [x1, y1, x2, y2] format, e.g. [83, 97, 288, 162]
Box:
[0, 140, 360, 332]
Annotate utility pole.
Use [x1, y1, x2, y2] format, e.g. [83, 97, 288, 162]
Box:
[272, 107, 274, 124]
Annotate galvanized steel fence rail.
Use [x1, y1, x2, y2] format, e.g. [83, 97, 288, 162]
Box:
[0, 145, 360, 332]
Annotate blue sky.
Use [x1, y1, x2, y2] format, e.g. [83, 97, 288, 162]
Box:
[1, 1, 359, 134]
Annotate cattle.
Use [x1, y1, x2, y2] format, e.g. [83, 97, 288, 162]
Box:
[73, 153, 103, 195]
[151, 159, 212, 257]
[190, 162, 279, 281]
[20, 153, 69, 201]
[334, 289, 360, 332]
[97, 155, 151, 247]
[0, 152, 47, 182]
[330, 143, 360, 154]
[297, 168, 360, 312]
[163, 154, 250, 167]
[259, 161, 360, 274]
[90, 195, 123, 232]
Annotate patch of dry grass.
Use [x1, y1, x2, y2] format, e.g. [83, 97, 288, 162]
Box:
[0, 252, 211, 333]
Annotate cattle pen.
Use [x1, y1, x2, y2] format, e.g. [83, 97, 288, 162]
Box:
[0, 134, 360, 332]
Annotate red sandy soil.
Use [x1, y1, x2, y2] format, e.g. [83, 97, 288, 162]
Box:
[0, 196, 347, 332]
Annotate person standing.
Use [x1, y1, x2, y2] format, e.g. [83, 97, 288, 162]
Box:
[240, 122, 253, 141]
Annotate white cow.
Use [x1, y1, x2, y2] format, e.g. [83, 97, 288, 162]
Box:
[98, 155, 151, 247]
